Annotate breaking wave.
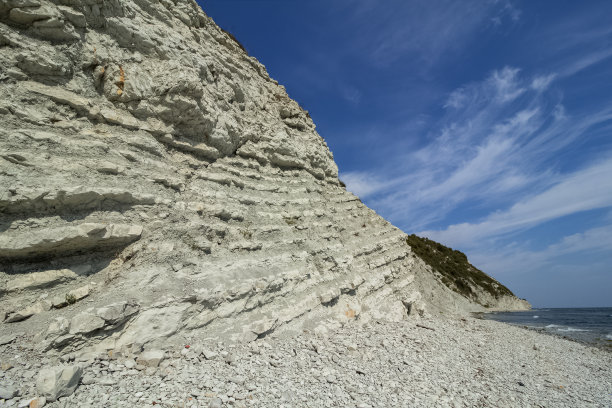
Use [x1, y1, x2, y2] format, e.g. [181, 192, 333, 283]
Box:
[557, 327, 589, 332]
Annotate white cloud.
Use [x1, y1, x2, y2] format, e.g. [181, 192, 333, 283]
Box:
[346, 1, 521, 68]
[530, 74, 556, 91]
[351, 62, 612, 240]
[490, 67, 525, 103]
[444, 87, 467, 109]
[559, 48, 612, 77]
[419, 157, 612, 247]
[444, 67, 526, 109]
[341, 171, 394, 198]
[470, 223, 612, 280]
[339, 84, 362, 105]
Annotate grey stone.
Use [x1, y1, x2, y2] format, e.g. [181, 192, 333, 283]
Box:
[208, 398, 222, 408]
[136, 350, 165, 368]
[0, 385, 19, 399]
[123, 359, 136, 369]
[80, 374, 95, 385]
[36, 365, 82, 402]
[5, 302, 48, 323]
[9, 5, 58, 25]
[5, 269, 77, 292]
[98, 377, 117, 386]
[96, 301, 140, 326]
[0, 333, 18, 346]
[17, 397, 46, 408]
[68, 313, 105, 335]
[202, 349, 218, 360]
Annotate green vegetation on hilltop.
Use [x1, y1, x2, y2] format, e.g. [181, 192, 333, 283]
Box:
[406, 234, 513, 305]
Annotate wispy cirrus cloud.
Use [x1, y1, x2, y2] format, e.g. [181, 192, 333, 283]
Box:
[473, 222, 612, 278]
[419, 157, 612, 247]
[342, 64, 612, 235]
[344, 0, 521, 68]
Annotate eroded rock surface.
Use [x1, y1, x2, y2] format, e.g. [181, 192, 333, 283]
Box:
[0, 0, 529, 358]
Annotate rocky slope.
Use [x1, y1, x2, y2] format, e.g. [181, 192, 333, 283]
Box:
[0, 0, 528, 359]
[405, 235, 530, 311]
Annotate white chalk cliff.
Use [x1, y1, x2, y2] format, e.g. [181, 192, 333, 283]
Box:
[0, 0, 529, 354]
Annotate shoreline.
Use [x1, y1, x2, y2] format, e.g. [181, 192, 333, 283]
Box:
[475, 310, 612, 353]
[1, 314, 611, 407]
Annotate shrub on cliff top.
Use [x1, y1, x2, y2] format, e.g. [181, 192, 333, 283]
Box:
[405, 234, 513, 303]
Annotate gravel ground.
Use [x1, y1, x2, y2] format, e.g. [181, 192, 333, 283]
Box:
[1, 316, 611, 407]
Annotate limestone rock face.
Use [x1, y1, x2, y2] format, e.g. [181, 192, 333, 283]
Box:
[0, 0, 528, 353]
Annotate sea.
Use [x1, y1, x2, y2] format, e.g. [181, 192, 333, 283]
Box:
[484, 307, 612, 348]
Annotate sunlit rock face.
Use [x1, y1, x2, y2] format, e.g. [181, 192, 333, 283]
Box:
[0, 0, 528, 353]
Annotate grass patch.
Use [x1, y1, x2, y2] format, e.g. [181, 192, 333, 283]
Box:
[406, 234, 513, 304]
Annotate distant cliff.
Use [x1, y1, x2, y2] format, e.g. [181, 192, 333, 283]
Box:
[406, 235, 531, 311]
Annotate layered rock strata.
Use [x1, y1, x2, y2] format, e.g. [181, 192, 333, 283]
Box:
[0, 0, 528, 355]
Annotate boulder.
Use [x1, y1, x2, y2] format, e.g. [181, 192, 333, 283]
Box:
[96, 300, 140, 326]
[36, 365, 82, 402]
[5, 301, 49, 323]
[69, 313, 105, 335]
[0, 384, 19, 399]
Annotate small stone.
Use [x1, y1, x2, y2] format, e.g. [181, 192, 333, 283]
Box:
[209, 397, 222, 408]
[80, 374, 95, 385]
[124, 359, 136, 369]
[18, 397, 46, 408]
[96, 161, 123, 175]
[98, 377, 117, 386]
[202, 349, 218, 360]
[281, 390, 294, 402]
[223, 353, 235, 365]
[144, 367, 157, 376]
[229, 376, 244, 385]
[136, 350, 165, 367]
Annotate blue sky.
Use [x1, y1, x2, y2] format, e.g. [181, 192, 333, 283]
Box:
[199, 0, 612, 308]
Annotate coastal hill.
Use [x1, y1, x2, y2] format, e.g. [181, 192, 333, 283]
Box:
[0, 0, 527, 359]
[405, 234, 529, 310]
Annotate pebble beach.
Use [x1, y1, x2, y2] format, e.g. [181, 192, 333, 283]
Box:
[1, 316, 610, 407]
